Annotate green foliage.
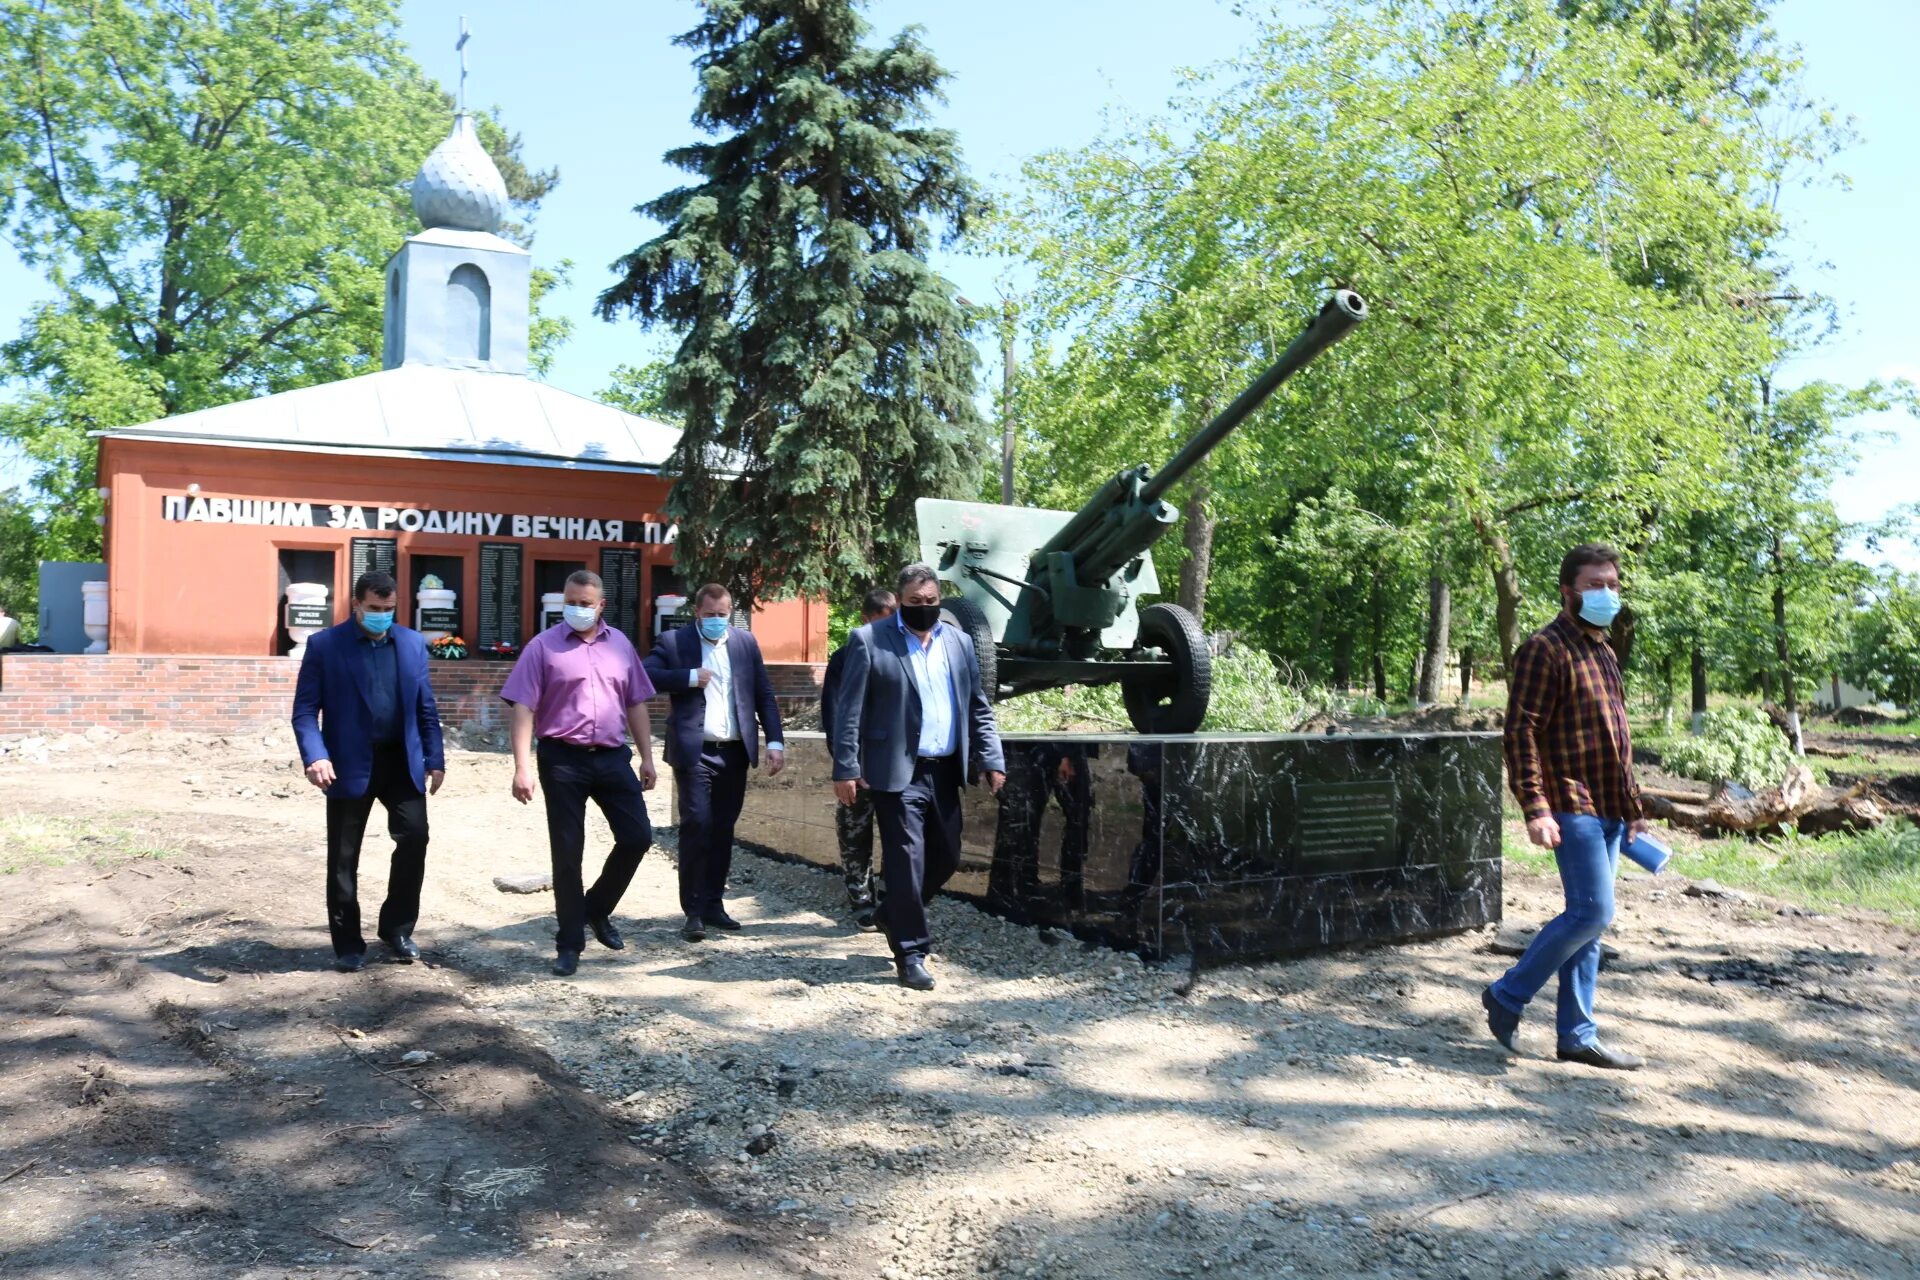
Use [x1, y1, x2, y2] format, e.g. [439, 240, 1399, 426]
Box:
[0, 0, 558, 561]
[998, 0, 1832, 691]
[1659, 704, 1794, 788]
[596, 0, 985, 611]
[994, 645, 1314, 734]
[601, 360, 679, 425]
[1844, 573, 1920, 709]
[0, 484, 39, 634]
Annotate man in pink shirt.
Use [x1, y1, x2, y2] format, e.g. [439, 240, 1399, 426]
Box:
[502, 570, 660, 976]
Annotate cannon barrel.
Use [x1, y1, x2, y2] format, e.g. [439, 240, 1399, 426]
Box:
[1138, 289, 1367, 505]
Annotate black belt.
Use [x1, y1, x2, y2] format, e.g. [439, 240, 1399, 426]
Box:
[916, 752, 956, 763]
[703, 738, 742, 748]
[537, 738, 622, 753]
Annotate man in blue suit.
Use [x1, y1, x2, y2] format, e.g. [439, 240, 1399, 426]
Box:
[292, 571, 445, 972]
[643, 583, 784, 941]
[831, 563, 1005, 991]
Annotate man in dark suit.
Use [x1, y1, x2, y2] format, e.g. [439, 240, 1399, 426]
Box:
[823, 587, 895, 929]
[292, 570, 445, 972]
[643, 583, 784, 941]
[830, 564, 1005, 990]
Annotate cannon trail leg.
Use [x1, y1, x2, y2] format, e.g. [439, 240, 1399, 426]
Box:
[1122, 603, 1210, 734]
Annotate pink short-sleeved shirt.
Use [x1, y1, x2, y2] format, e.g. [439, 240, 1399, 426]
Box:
[500, 622, 655, 747]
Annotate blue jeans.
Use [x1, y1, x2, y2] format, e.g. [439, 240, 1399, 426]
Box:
[1490, 812, 1623, 1050]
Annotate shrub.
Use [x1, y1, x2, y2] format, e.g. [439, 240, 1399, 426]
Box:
[993, 645, 1314, 734]
[1660, 704, 1793, 789]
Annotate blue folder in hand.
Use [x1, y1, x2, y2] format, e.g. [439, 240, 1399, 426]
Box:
[1622, 831, 1672, 874]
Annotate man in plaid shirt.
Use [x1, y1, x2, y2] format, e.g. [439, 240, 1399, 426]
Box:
[1482, 543, 1648, 1070]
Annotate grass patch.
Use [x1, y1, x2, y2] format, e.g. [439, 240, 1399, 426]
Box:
[0, 812, 174, 874]
[1502, 814, 1920, 926]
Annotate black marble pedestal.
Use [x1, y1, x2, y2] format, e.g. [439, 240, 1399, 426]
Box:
[732, 731, 1502, 965]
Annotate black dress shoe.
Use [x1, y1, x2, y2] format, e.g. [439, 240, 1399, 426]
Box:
[853, 908, 877, 932]
[701, 908, 742, 932]
[1481, 986, 1520, 1051]
[589, 916, 625, 950]
[898, 956, 935, 991]
[381, 933, 420, 963]
[1557, 1042, 1644, 1071]
[681, 914, 707, 942]
[334, 952, 366, 973]
[552, 950, 580, 977]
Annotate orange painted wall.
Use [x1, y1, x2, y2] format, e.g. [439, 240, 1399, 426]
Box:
[98, 438, 827, 662]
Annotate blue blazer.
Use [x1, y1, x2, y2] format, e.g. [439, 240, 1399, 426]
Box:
[830, 619, 1003, 793]
[642, 624, 783, 770]
[291, 621, 445, 799]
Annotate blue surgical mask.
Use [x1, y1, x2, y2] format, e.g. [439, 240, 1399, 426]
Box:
[361, 609, 395, 635]
[563, 604, 599, 632]
[1577, 587, 1622, 627]
[699, 616, 729, 642]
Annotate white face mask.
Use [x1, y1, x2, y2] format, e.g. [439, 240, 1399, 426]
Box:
[563, 604, 599, 632]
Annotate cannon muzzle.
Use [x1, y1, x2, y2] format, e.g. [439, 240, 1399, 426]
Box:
[1139, 289, 1366, 504]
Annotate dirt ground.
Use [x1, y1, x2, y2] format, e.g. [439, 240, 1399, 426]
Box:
[3, 728, 1918, 1280]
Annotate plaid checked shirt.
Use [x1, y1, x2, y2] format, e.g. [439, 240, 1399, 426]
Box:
[1504, 614, 1642, 822]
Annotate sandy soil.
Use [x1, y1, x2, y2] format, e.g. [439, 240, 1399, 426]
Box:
[2, 728, 1917, 1280]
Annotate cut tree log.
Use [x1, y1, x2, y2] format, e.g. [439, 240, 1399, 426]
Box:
[1639, 763, 1886, 835]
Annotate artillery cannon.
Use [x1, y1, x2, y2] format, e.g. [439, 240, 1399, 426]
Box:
[920, 290, 1367, 733]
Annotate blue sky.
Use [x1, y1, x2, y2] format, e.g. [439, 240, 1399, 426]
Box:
[3, 0, 1914, 565]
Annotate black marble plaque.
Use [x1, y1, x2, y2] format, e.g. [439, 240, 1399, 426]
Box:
[478, 541, 524, 648]
[349, 536, 397, 586]
[286, 603, 329, 630]
[733, 730, 1503, 965]
[417, 607, 460, 631]
[601, 547, 641, 642]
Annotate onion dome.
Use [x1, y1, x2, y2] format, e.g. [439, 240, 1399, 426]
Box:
[410, 114, 509, 233]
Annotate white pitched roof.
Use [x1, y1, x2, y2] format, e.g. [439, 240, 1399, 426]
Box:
[98, 365, 679, 475]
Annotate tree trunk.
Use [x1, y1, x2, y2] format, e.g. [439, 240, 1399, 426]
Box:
[1611, 604, 1637, 670]
[1469, 510, 1524, 674]
[1369, 572, 1388, 702]
[1770, 533, 1803, 754]
[1417, 575, 1450, 706]
[1372, 651, 1389, 703]
[1332, 632, 1353, 692]
[1660, 654, 1675, 733]
[1176, 472, 1215, 624]
[1690, 644, 1708, 733]
[1000, 301, 1017, 505]
[1460, 646, 1474, 703]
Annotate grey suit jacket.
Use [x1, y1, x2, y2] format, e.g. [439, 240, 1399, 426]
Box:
[829, 619, 1004, 793]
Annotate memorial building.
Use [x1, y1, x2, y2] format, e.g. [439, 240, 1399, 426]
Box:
[91, 116, 825, 663]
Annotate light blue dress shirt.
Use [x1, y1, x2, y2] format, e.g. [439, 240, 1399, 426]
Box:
[899, 615, 958, 758]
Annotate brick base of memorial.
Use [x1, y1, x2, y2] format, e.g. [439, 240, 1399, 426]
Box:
[0, 653, 826, 737]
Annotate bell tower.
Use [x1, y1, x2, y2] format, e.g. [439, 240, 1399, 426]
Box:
[383, 114, 531, 374]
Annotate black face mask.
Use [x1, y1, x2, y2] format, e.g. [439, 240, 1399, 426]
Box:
[898, 603, 942, 634]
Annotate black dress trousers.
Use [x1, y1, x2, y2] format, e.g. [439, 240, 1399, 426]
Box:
[673, 740, 750, 918]
[871, 753, 965, 964]
[324, 742, 429, 958]
[535, 739, 655, 954]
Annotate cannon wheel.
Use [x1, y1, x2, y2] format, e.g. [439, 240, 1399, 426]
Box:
[941, 596, 999, 701]
[1122, 603, 1211, 733]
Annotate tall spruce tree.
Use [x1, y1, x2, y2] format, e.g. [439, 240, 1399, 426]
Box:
[596, 0, 984, 610]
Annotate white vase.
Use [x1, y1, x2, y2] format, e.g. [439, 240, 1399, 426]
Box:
[540, 591, 566, 632]
[416, 586, 457, 641]
[81, 580, 108, 654]
[286, 581, 330, 658]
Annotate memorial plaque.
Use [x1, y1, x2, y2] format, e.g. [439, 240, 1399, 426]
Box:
[286, 603, 330, 630]
[417, 608, 461, 632]
[478, 541, 524, 648]
[1295, 778, 1399, 871]
[349, 536, 397, 585]
[601, 548, 641, 641]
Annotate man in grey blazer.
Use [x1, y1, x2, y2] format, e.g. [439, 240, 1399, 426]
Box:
[831, 563, 1005, 990]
